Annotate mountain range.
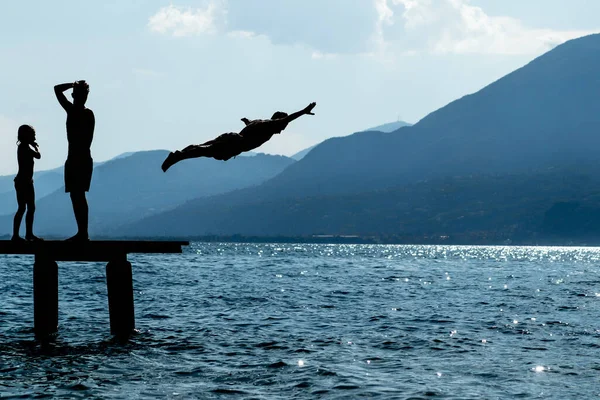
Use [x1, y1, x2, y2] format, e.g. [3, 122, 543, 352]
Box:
[118, 34, 600, 240]
[290, 120, 412, 160]
[0, 118, 409, 236]
[362, 120, 411, 133]
[0, 151, 295, 237]
[3, 34, 600, 242]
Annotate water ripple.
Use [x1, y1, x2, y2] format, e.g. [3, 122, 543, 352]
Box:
[2, 244, 600, 398]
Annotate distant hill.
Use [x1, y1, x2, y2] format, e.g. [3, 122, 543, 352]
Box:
[121, 166, 600, 240]
[118, 34, 600, 239]
[0, 165, 63, 197]
[0, 150, 295, 236]
[0, 166, 64, 216]
[110, 151, 136, 161]
[362, 120, 412, 133]
[0, 152, 142, 216]
[260, 34, 600, 199]
[290, 121, 411, 161]
[291, 146, 317, 161]
[0, 175, 15, 195]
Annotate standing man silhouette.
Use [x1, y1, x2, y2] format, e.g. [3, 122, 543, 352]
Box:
[54, 80, 95, 241]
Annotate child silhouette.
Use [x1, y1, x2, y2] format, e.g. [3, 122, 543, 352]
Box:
[12, 125, 42, 242]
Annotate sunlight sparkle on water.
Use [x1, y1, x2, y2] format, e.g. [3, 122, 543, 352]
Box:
[6, 242, 600, 399]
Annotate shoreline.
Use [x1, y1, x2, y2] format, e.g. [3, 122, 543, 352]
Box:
[4, 234, 597, 247]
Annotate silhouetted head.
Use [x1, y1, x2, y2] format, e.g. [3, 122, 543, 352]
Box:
[271, 111, 288, 120]
[72, 80, 90, 106]
[17, 125, 35, 145]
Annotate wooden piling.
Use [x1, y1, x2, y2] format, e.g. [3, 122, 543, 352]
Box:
[0, 240, 187, 340]
[33, 255, 59, 339]
[106, 257, 135, 337]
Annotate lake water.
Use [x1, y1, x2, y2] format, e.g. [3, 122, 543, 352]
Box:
[1, 243, 600, 399]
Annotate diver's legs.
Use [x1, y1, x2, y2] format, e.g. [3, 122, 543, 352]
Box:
[161, 145, 211, 172]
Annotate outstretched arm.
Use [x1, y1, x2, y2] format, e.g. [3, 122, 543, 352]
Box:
[280, 102, 316, 125]
[54, 82, 74, 112]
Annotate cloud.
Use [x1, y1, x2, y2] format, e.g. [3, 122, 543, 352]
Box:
[148, 0, 598, 56]
[376, 0, 598, 55]
[227, 30, 256, 39]
[225, 0, 378, 54]
[311, 51, 338, 60]
[148, 0, 378, 54]
[148, 1, 225, 36]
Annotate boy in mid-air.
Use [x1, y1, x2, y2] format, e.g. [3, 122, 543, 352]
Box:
[161, 102, 316, 172]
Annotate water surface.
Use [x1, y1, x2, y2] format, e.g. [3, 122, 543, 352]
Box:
[1, 244, 600, 398]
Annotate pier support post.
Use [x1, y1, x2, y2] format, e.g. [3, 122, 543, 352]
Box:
[106, 256, 135, 337]
[33, 255, 59, 339]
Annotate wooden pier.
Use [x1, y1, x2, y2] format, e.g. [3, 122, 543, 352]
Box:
[0, 240, 188, 339]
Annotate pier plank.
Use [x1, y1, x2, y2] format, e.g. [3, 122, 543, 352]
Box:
[0, 240, 188, 261]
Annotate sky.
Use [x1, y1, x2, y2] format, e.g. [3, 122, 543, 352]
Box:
[0, 0, 598, 175]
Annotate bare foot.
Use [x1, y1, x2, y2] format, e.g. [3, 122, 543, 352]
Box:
[11, 235, 26, 242]
[161, 151, 180, 172]
[25, 234, 44, 242]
